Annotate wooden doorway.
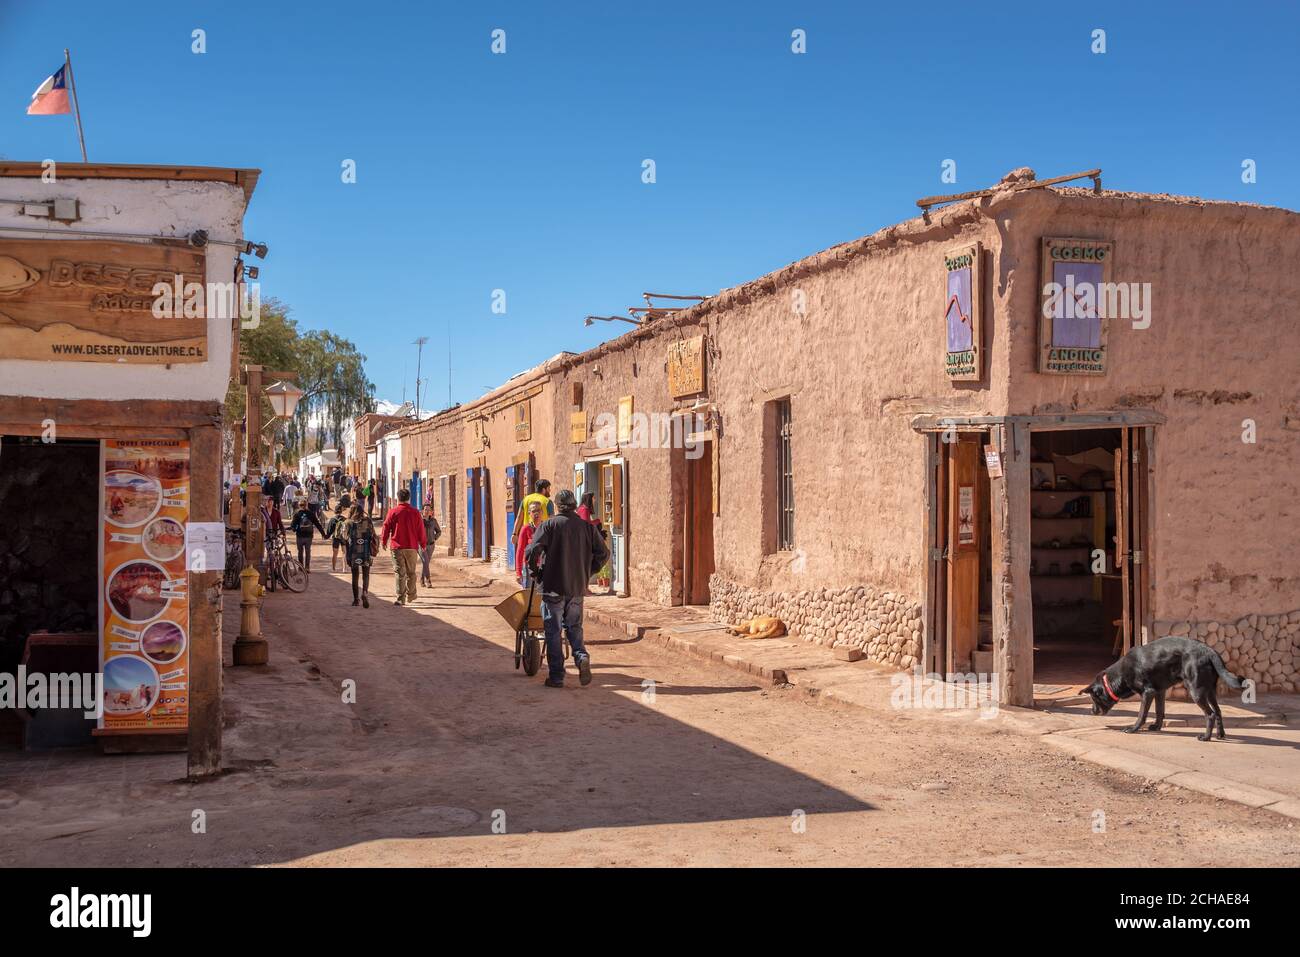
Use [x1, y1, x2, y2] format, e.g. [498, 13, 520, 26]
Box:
[926, 430, 993, 677]
[683, 440, 715, 605]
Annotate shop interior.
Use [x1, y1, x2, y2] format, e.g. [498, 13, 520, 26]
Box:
[0, 435, 101, 749]
[1027, 428, 1123, 696]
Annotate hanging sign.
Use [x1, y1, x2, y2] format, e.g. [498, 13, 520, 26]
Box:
[668, 334, 706, 397]
[99, 440, 191, 733]
[570, 410, 587, 444]
[1039, 237, 1114, 375]
[983, 445, 1003, 478]
[943, 242, 982, 380]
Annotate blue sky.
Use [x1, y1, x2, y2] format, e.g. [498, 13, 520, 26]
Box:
[2, 1, 1296, 408]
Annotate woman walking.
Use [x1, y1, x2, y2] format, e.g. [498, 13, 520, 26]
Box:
[344, 504, 376, 608]
[419, 503, 442, 588]
[324, 502, 348, 572]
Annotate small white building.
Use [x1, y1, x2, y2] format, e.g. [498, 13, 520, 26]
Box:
[297, 448, 340, 484]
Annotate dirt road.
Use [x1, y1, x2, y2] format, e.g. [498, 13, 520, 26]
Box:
[2, 542, 1296, 867]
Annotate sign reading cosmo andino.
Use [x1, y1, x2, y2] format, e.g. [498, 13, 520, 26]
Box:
[1038, 237, 1115, 375]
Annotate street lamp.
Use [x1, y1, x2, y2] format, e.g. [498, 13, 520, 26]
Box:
[264, 380, 304, 419]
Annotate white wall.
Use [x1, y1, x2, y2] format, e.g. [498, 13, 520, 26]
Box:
[0, 175, 248, 403]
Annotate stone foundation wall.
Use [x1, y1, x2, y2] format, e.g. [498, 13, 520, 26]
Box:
[709, 575, 922, 670]
[1156, 611, 1300, 693]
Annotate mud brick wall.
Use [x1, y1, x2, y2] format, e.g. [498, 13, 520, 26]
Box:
[710, 574, 922, 670]
[1157, 611, 1300, 693]
[0, 438, 101, 673]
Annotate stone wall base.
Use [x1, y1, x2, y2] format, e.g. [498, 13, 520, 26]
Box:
[709, 574, 922, 670]
[1156, 611, 1300, 693]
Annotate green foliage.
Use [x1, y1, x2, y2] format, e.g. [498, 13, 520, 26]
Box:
[226, 297, 375, 467]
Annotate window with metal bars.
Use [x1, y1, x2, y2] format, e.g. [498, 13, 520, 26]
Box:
[777, 399, 794, 551]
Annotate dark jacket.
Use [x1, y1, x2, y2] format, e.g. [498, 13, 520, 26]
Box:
[524, 510, 610, 599]
[290, 507, 327, 541]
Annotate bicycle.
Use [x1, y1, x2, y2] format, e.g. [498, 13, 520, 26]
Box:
[265, 532, 308, 593]
[223, 526, 245, 590]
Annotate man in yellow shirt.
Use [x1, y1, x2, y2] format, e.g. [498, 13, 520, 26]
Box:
[512, 479, 553, 547]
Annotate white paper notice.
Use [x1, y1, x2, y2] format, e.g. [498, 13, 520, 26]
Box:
[185, 522, 226, 573]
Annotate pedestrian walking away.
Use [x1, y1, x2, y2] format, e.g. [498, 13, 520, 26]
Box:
[381, 487, 426, 605]
[325, 502, 348, 572]
[419, 503, 442, 588]
[289, 496, 328, 570]
[343, 504, 376, 608]
[523, 488, 609, 688]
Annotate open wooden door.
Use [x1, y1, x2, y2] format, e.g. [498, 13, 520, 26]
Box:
[1113, 426, 1152, 654]
[946, 436, 980, 674]
[683, 441, 715, 605]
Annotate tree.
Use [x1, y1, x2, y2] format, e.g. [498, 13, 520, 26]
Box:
[225, 298, 375, 471]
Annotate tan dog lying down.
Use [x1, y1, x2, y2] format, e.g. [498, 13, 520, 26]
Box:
[726, 616, 787, 640]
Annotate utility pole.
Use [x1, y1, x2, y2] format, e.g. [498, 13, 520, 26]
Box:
[413, 335, 429, 419]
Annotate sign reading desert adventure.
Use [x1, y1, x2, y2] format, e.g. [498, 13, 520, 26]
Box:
[943, 243, 982, 380]
[0, 238, 206, 363]
[99, 440, 191, 733]
[1038, 237, 1114, 375]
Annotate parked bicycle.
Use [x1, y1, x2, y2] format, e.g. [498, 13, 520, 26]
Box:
[265, 531, 308, 593]
[223, 526, 245, 590]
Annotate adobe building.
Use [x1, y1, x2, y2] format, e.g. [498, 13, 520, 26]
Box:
[459, 358, 566, 571]
[400, 404, 465, 555]
[0, 161, 259, 771]
[546, 319, 712, 601]
[671, 168, 1300, 705]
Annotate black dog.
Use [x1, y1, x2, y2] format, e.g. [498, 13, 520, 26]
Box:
[1083, 635, 1245, 741]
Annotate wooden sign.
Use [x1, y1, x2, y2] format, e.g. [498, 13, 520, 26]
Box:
[514, 400, 531, 441]
[983, 444, 1003, 478]
[943, 242, 982, 380]
[1038, 237, 1114, 375]
[667, 334, 706, 397]
[0, 239, 207, 363]
[569, 410, 587, 444]
[617, 395, 634, 445]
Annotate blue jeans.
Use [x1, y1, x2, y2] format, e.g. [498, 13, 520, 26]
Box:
[541, 594, 588, 682]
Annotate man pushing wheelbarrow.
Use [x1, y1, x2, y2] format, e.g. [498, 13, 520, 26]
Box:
[523, 488, 609, 689]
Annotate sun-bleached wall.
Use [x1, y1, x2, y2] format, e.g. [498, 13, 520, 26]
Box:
[0, 175, 247, 403]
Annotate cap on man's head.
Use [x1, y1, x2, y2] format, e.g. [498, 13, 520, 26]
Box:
[554, 488, 577, 511]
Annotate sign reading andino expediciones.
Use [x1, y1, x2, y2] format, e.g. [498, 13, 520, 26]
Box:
[944, 242, 981, 381]
[1039, 237, 1114, 375]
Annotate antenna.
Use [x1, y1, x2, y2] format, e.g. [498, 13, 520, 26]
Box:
[447, 319, 452, 408]
[413, 336, 429, 419]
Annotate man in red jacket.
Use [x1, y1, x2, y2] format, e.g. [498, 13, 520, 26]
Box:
[381, 487, 427, 605]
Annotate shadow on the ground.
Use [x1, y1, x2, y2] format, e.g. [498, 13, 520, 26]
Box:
[0, 553, 872, 866]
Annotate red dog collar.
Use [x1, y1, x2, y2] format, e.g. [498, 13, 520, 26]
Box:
[1102, 674, 1120, 702]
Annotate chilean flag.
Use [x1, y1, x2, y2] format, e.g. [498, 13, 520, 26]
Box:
[27, 64, 71, 115]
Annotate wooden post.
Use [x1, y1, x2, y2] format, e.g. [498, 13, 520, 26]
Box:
[991, 421, 1034, 706]
[234, 365, 269, 665]
[187, 424, 223, 778]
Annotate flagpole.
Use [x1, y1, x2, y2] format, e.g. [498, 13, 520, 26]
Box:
[63, 48, 88, 162]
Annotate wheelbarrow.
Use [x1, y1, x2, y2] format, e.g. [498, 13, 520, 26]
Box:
[493, 576, 568, 676]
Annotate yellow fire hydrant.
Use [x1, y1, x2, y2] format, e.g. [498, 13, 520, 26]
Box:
[232, 565, 269, 665]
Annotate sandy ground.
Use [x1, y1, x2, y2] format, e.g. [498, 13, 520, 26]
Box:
[1, 541, 1297, 867]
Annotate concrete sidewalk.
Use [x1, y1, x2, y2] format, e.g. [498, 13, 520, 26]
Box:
[433, 555, 1300, 819]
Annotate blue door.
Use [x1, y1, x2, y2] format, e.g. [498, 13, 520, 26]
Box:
[504, 465, 518, 549]
[410, 470, 422, 510]
[466, 467, 478, 558]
